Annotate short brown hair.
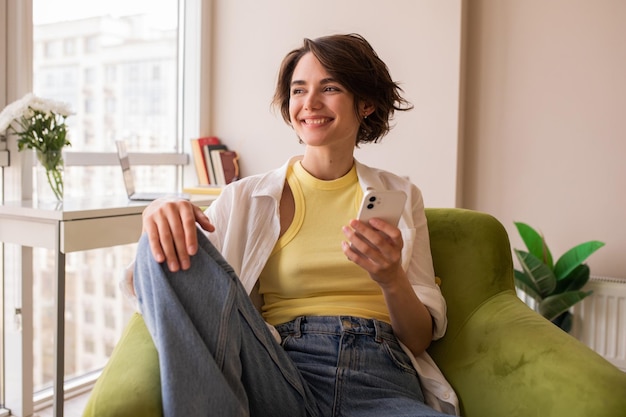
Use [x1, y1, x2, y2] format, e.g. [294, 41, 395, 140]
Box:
[273, 33, 413, 145]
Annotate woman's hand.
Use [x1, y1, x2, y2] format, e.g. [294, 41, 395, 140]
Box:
[342, 218, 434, 356]
[341, 217, 404, 287]
[142, 198, 215, 271]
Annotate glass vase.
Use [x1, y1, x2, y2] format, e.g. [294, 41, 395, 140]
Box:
[35, 149, 65, 201]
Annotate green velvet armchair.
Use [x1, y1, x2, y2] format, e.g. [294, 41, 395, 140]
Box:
[83, 208, 626, 417]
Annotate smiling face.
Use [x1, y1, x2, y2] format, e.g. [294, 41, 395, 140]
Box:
[288, 53, 367, 150]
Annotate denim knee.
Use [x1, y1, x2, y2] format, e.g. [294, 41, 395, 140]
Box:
[135, 232, 153, 264]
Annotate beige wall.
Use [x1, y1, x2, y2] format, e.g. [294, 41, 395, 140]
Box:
[462, 0, 626, 278]
[202, 0, 625, 278]
[203, 0, 464, 208]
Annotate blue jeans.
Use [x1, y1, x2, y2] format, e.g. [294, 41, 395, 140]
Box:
[276, 316, 448, 417]
[134, 229, 449, 417]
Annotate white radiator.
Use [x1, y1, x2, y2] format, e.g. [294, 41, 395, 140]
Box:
[571, 276, 626, 371]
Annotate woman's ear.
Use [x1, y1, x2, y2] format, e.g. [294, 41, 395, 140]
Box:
[359, 101, 375, 118]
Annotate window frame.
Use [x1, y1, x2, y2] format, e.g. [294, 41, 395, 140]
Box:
[1, 0, 207, 414]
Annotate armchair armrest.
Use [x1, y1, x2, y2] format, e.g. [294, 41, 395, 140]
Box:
[433, 291, 626, 416]
[425, 208, 626, 416]
[83, 312, 163, 417]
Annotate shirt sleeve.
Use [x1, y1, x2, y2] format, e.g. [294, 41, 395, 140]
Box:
[405, 184, 448, 340]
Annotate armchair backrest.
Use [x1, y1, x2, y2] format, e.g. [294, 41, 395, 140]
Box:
[425, 208, 515, 343]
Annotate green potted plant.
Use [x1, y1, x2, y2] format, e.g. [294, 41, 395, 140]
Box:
[513, 222, 604, 333]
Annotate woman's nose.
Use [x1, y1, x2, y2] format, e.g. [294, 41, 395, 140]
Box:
[304, 91, 322, 110]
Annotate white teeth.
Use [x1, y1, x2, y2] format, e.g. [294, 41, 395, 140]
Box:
[304, 118, 329, 125]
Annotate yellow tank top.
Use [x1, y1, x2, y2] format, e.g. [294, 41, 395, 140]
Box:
[259, 161, 391, 326]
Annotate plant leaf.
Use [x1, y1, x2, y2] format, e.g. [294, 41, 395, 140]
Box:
[514, 249, 556, 297]
[514, 269, 541, 300]
[538, 290, 592, 321]
[514, 222, 553, 268]
[554, 241, 605, 280]
[554, 264, 590, 294]
[552, 311, 573, 333]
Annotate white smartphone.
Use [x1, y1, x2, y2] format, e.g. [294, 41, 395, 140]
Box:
[357, 190, 407, 226]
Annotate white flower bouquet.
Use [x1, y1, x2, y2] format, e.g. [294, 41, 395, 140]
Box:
[0, 93, 74, 200]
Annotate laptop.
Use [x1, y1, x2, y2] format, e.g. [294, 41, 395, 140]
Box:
[116, 140, 189, 201]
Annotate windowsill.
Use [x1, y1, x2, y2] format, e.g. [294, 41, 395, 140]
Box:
[35, 391, 91, 417]
[33, 371, 99, 416]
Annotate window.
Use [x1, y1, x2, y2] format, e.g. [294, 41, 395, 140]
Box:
[84, 36, 99, 54]
[44, 40, 61, 58]
[63, 38, 76, 56]
[2, 0, 205, 412]
[104, 64, 117, 83]
[83, 67, 96, 84]
[30, 0, 181, 398]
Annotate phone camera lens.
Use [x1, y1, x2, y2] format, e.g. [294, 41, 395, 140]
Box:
[367, 203, 374, 209]
[368, 196, 376, 202]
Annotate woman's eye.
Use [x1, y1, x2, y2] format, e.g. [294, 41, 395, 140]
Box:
[324, 86, 340, 92]
[291, 88, 304, 95]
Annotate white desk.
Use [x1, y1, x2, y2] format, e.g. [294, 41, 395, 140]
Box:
[0, 195, 215, 417]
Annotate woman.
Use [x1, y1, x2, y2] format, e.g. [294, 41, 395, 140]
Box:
[132, 33, 458, 416]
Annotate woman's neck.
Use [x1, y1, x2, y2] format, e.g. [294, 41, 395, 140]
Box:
[300, 147, 355, 180]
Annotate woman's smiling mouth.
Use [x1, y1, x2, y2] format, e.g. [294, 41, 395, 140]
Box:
[302, 117, 332, 125]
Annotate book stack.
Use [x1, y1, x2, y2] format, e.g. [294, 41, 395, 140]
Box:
[190, 137, 240, 186]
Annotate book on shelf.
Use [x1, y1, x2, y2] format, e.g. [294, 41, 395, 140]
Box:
[210, 149, 227, 185]
[182, 185, 223, 195]
[190, 136, 220, 185]
[190, 136, 242, 186]
[211, 149, 241, 185]
[203, 144, 228, 184]
[220, 151, 240, 184]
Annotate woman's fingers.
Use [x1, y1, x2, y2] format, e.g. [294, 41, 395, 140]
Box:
[342, 218, 403, 280]
[142, 198, 213, 271]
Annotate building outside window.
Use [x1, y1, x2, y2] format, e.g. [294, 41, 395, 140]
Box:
[1, 1, 206, 412]
[63, 38, 76, 56]
[28, 0, 180, 398]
